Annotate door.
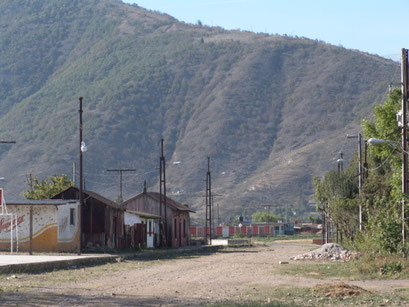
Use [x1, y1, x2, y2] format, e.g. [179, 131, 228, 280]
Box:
[112, 216, 117, 248]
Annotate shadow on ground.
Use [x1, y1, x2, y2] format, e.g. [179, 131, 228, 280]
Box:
[1, 292, 217, 306]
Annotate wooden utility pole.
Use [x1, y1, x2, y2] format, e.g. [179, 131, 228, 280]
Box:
[159, 139, 168, 247]
[205, 157, 212, 244]
[106, 168, 136, 203]
[401, 48, 408, 245]
[78, 97, 83, 255]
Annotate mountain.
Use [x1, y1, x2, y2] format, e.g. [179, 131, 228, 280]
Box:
[0, 0, 399, 221]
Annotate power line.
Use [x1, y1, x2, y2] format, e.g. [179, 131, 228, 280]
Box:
[106, 169, 137, 202]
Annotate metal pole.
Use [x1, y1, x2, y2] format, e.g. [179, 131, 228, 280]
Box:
[208, 157, 212, 245]
[205, 169, 208, 242]
[217, 203, 220, 226]
[120, 170, 123, 202]
[159, 139, 168, 247]
[401, 48, 408, 245]
[358, 133, 363, 231]
[72, 162, 76, 186]
[347, 134, 363, 231]
[159, 151, 163, 246]
[106, 169, 137, 203]
[29, 207, 33, 255]
[163, 141, 168, 247]
[78, 97, 83, 255]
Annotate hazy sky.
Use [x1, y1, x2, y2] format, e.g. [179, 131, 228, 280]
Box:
[123, 0, 409, 61]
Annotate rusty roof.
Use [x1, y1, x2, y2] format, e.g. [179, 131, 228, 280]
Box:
[6, 200, 78, 206]
[52, 186, 123, 211]
[122, 191, 195, 213]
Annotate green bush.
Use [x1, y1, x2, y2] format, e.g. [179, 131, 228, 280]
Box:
[380, 261, 403, 275]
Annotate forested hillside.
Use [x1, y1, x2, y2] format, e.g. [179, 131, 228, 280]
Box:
[0, 0, 399, 220]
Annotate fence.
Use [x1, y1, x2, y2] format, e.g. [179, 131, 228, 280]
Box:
[190, 223, 293, 238]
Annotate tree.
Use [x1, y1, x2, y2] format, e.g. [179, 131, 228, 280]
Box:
[313, 89, 406, 253]
[313, 168, 359, 240]
[252, 211, 278, 223]
[24, 174, 73, 200]
[360, 89, 403, 252]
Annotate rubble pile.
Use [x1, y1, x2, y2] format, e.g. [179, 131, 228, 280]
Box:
[291, 243, 357, 261]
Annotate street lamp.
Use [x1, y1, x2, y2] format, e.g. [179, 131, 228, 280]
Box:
[337, 152, 345, 174]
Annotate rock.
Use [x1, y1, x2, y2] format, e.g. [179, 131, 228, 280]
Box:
[279, 261, 289, 264]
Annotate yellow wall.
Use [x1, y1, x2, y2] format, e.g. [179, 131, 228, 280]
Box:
[0, 204, 80, 253]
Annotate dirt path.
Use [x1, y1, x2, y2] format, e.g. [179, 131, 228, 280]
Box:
[2, 243, 409, 306]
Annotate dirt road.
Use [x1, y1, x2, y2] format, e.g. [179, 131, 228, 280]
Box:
[1, 243, 409, 306]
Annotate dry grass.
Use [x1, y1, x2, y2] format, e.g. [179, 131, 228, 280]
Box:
[312, 282, 368, 298]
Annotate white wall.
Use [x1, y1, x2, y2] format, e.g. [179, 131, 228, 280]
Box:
[57, 202, 79, 243]
[124, 212, 142, 225]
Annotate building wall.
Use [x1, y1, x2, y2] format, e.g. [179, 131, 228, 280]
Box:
[171, 211, 190, 248]
[125, 195, 191, 248]
[0, 203, 79, 252]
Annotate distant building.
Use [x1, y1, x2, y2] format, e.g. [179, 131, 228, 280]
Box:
[53, 186, 125, 250]
[0, 199, 80, 252]
[122, 186, 195, 248]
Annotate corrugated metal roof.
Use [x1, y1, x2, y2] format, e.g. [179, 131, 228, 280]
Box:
[6, 199, 78, 206]
[126, 209, 161, 219]
[52, 186, 124, 211]
[122, 191, 195, 213]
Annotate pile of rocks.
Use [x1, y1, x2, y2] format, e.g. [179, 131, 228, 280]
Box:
[291, 243, 357, 261]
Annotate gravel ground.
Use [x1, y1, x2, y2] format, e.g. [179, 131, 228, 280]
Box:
[1, 243, 409, 306]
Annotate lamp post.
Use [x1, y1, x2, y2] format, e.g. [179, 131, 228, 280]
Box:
[337, 152, 345, 174]
[401, 48, 408, 245]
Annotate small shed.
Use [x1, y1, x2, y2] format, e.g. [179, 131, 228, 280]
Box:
[122, 187, 195, 248]
[0, 200, 80, 252]
[124, 210, 160, 248]
[53, 186, 125, 250]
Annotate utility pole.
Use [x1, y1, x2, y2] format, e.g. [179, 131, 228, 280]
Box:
[217, 202, 220, 226]
[159, 139, 168, 247]
[347, 133, 363, 231]
[364, 141, 368, 179]
[205, 157, 212, 244]
[106, 168, 136, 203]
[401, 48, 408, 245]
[78, 97, 83, 255]
[336, 152, 345, 243]
[72, 162, 76, 186]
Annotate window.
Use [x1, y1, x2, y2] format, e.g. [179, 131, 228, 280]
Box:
[70, 208, 75, 225]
